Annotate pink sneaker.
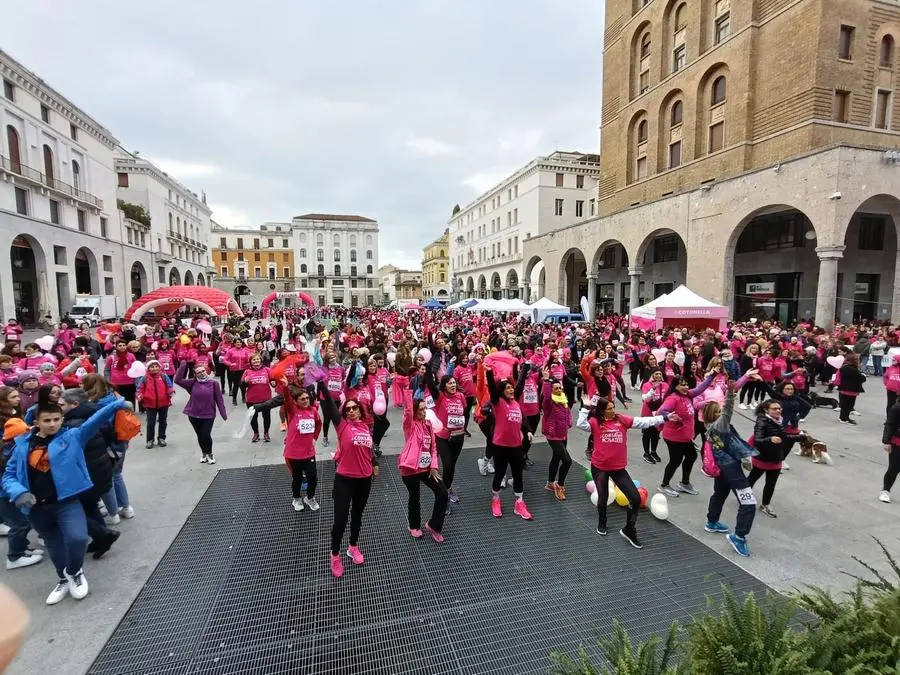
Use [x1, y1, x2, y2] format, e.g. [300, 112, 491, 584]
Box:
[514, 498, 533, 521]
[408, 528, 423, 538]
[330, 554, 344, 578]
[346, 545, 365, 565]
[424, 522, 444, 543]
[491, 495, 503, 518]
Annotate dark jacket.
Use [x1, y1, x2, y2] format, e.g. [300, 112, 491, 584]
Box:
[837, 364, 866, 394]
[63, 402, 115, 498]
[882, 402, 900, 445]
[753, 415, 804, 463]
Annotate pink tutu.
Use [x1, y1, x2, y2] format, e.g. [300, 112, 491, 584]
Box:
[392, 375, 409, 407]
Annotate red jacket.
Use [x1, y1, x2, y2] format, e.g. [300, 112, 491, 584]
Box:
[136, 373, 174, 408]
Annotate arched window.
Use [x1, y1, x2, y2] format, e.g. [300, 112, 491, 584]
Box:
[366, 235, 373, 246]
[674, 3, 686, 31]
[711, 76, 726, 105]
[350, 250, 357, 262]
[366, 250, 373, 260]
[317, 248, 324, 261]
[351, 265, 357, 276]
[366, 265, 373, 274]
[637, 120, 648, 143]
[300, 264, 307, 274]
[640, 32, 651, 59]
[316, 233, 324, 246]
[299, 248, 306, 258]
[333, 249, 341, 261]
[881, 35, 895, 68]
[631, 115, 649, 182]
[334, 264, 341, 276]
[299, 232, 307, 243]
[317, 264, 324, 276]
[43, 145, 54, 183]
[72, 159, 81, 189]
[671, 101, 683, 126]
[176, 216, 181, 234]
[6, 126, 21, 173]
[168, 213, 173, 229]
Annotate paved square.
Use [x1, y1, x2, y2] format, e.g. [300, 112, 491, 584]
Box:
[87, 445, 771, 675]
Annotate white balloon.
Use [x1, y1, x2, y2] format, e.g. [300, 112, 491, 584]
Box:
[590, 491, 599, 506]
[649, 493, 669, 520]
[127, 361, 146, 379]
[425, 409, 444, 435]
[607, 479, 616, 505]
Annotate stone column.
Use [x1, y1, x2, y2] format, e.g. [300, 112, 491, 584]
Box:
[587, 274, 597, 320]
[522, 281, 531, 303]
[628, 265, 643, 315]
[814, 246, 844, 330]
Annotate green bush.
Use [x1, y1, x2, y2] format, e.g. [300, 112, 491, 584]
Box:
[550, 538, 900, 675]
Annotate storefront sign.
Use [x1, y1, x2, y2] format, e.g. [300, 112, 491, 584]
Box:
[746, 282, 775, 296]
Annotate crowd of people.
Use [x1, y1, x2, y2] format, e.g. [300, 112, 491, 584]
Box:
[0, 306, 897, 599]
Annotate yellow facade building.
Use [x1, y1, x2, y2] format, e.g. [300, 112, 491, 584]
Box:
[422, 229, 450, 304]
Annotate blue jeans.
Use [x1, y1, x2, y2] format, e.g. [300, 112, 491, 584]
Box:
[706, 458, 756, 538]
[0, 499, 31, 561]
[27, 498, 89, 579]
[873, 358, 884, 377]
[102, 454, 130, 513]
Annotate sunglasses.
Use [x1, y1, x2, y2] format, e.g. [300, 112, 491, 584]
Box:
[344, 404, 360, 412]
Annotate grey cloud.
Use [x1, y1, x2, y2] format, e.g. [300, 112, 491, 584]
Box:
[5, 0, 604, 269]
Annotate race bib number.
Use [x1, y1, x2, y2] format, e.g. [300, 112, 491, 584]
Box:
[297, 418, 315, 434]
[590, 394, 600, 407]
[447, 415, 465, 429]
[425, 395, 436, 410]
[418, 451, 432, 468]
[327, 379, 342, 392]
[735, 487, 757, 506]
[523, 386, 538, 404]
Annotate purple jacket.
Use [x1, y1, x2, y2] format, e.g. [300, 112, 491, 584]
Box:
[540, 381, 572, 441]
[174, 362, 227, 420]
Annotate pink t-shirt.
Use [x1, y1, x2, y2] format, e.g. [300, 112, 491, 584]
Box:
[241, 367, 272, 404]
[434, 391, 467, 439]
[492, 398, 524, 448]
[335, 420, 375, 478]
[590, 416, 633, 471]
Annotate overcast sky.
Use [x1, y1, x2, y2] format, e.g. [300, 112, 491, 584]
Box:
[6, 1, 604, 269]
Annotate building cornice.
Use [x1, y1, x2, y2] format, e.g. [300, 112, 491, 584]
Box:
[114, 155, 212, 214]
[0, 50, 119, 149]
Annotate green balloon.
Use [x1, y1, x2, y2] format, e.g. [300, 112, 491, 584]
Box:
[584, 468, 593, 482]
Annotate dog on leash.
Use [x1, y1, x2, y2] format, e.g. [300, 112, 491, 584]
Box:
[808, 391, 839, 409]
[795, 434, 834, 465]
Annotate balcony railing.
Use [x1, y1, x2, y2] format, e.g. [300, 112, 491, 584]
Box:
[0, 155, 103, 209]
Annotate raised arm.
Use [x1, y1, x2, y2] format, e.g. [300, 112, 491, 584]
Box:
[174, 361, 193, 391]
[318, 381, 343, 428]
[76, 397, 128, 445]
[514, 363, 528, 401]
[627, 414, 666, 430]
[687, 374, 714, 398]
[485, 367, 500, 404]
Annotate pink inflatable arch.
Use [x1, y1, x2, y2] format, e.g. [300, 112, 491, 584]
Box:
[260, 290, 316, 318]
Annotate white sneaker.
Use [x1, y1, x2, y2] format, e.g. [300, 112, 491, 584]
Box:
[477, 457, 487, 476]
[292, 498, 304, 512]
[119, 506, 135, 519]
[65, 569, 89, 600]
[207, 455, 216, 465]
[739, 403, 749, 410]
[486, 458, 495, 474]
[6, 552, 42, 570]
[200, 456, 209, 464]
[105, 514, 121, 525]
[851, 410, 861, 417]
[303, 496, 320, 511]
[879, 490, 892, 503]
[46, 579, 69, 605]
[798, 418, 807, 425]
[0, 523, 10, 536]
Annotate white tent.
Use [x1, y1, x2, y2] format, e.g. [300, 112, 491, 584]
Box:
[446, 298, 476, 310]
[528, 296, 569, 323]
[465, 298, 503, 312]
[630, 285, 728, 329]
[496, 298, 532, 313]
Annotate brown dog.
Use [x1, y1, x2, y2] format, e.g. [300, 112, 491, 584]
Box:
[796, 434, 834, 465]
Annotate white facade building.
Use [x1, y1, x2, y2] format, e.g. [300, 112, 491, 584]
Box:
[115, 153, 213, 289]
[449, 151, 601, 302]
[378, 265, 421, 304]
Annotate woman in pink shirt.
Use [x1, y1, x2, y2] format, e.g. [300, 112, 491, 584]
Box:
[321, 350, 344, 447]
[577, 399, 673, 549]
[423, 365, 468, 509]
[397, 391, 447, 541]
[639, 369, 667, 464]
[451, 351, 477, 435]
[106, 340, 137, 405]
[242, 354, 273, 442]
[485, 364, 534, 521]
[541, 372, 572, 501]
[318, 382, 377, 579]
[223, 339, 254, 405]
[279, 379, 321, 512]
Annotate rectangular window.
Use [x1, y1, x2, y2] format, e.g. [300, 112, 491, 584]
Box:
[576, 200, 584, 217]
[639, 70, 650, 94]
[576, 174, 585, 188]
[833, 90, 850, 123]
[653, 235, 679, 263]
[268, 267, 276, 280]
[513, 207, 518, 223]
[636, 156, 648, 180]
[237, 238, 244, 249]
[514, 184, 519, 198]
[669, 141, 682, 168]
[267, 238, 274, 247]
[254, 252, 260, 261]
[117, 173, 129, 188]
[554, 198, 564, 216]
[282, 238, 289, 247]
[858, 216, 885, 250]
[15, 188, 27, 215]
[40, 104, 50, 123]
[103, 255, 112, 272]
[555, 173, 564, 187]
[70, 123, 78, 141]
[237, 251, 244, 261]
[875, 90, 891, 129]
[140, 233, 145, 247]
[220, 237, 227, 248]
[673, 45, 686, 72]
[77, 209, 87, 232]
[267, 253, 274, 262]
[283, 267, 291, 278]
[49, 199, 60, 224]
[514, 236, 518, 252]
[3, 79, 13, 101]
[714, 13, 731, 44]
[220, 251, 228, 261]
[589, 199, 596, 216]
[100, 217, 108, 238]
[220, 266, 228, 277]
[254, 267, 261, 278]
[253, 238, 260, 249]
[709, 122, 725, 152]
[839, 25, 854, 60]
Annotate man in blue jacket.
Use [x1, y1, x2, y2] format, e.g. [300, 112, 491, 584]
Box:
[1, 397, 128, 605]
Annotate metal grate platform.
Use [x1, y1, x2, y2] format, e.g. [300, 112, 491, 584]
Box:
[89, 443, 773, 675]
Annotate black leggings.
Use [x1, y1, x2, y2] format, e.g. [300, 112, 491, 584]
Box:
[884, 444, 900, 492]
[590, 466, 640, 531]
[641, 427, 660, 455]
[250, 406, 272, 435]
[286, 458, 317, 499]
[373, 414, 390, 447]
[523, 414, 540, 458]
[629, 361, 641, 388]
[402, 472, 448, 532]
[747, 466, 780, 506]
[464, 397, 475, 432]
[478, 418, 495, 460]
[739, 381, 764, 405]
[215, 361, 227, 390]
[887, 391, 898, 418]
[227, 369, 246, 402]
[330, 474, 372, 554]
[188, 416, 215, 457]
[436, 435, 464, 490]
[547, 439, 572, 485]
[662, 439, 698, 487]
[491, 444, 524, 493]
[838, 393, 856, 422]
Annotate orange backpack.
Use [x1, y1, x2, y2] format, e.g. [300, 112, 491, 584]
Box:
[114, 409, 142, 441]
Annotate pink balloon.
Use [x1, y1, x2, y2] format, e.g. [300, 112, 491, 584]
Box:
[585, 480, 596, 494]
[418, 348, 432, 363]
[373, 398, 387, 415]
[651, 347, 668, 363]
[826, 355, 844, 370]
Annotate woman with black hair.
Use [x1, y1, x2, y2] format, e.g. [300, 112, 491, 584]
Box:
[318, 382, 377, 578]
[749, 399, 805, 518]
[423, 366, 467, 510]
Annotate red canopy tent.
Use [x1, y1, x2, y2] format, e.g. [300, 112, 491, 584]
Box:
[123, 286, 244, 322]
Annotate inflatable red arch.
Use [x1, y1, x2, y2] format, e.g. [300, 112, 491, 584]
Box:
[124, 286, 244, 322]
[260, 291, 316, 318]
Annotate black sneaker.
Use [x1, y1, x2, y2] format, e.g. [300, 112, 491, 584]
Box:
[91, 530, 121, 560]
[643, 453, 656, 464]
[620, 528, 644, 549]
[649, 452, 662, 463]
[157, 439, 167, 447]
[374, 445, 383, 458]
[596, 526, 608, 536]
